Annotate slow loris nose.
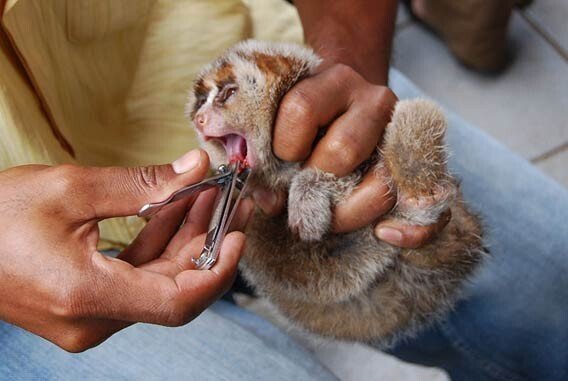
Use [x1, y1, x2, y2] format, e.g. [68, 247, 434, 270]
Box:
[195, 111, 208, 131]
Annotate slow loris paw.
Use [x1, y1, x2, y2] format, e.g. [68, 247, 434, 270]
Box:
[396, 181, 457, 225]
[382, 99, 457, 225]
[288, 169, 335, 242]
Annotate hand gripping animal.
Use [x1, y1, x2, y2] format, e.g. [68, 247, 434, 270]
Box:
[186, 40, 486, 344]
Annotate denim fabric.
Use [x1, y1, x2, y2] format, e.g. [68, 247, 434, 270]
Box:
[1, 69, 566, 380]
[386, 70, 568, 381]
[0, 302, 336, 380]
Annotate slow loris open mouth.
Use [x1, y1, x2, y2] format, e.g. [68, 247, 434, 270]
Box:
[203, 133, 252, 168]
[216, 133, 248, 164]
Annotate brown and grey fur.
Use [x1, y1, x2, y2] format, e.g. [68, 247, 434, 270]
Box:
[187, 40, 486, 345]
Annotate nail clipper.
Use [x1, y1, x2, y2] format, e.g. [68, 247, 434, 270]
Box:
[137, 161, 252, 270]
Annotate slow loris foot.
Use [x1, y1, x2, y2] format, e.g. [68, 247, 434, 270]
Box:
[382, 99, 457, 226]
[186, 40, 486, 344]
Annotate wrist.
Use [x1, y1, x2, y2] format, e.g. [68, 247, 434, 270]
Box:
[307, 21, 389, 85]
[295, 0, 397, 86]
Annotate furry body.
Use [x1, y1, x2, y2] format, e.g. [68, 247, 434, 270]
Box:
[187, 40, 485, 344]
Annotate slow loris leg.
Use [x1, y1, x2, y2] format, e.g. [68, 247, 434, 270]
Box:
[254, 100, 485, 342]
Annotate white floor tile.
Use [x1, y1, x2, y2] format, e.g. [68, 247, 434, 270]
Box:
[524, 0, 568, 55]
[392, 12, 568, 160]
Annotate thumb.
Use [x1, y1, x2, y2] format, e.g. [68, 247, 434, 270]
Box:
[83, 149, 210, 218]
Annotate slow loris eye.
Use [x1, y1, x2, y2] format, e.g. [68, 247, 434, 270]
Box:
[195, 96, 206, 110]
[216, 85, 238, 104]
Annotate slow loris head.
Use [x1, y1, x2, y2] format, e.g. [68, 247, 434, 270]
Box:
[186, 40, 321, 189]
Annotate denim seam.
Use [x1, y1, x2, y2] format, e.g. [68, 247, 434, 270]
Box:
[439, 320, 528, 381]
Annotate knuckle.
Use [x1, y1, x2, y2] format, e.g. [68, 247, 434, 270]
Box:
[42, 165, 93, 219]
[129, 165, 164, 194]
[325, 134, 363, 168]
[50, 283, 87, 320]
[276, 89, 317, 161]
[50, 164, 82, 195]
[381, 86, 398, 105]
[275, 138, 308, 161]
[58, 327, 94, 353]
[329, 63, 356, 80]
[55, 163, 79, 177]
[281, 88, 315, 123]
[361, 86, 396, 114]
[370, 86, 397, 110]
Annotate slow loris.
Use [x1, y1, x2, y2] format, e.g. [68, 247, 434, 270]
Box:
[186, 40, 486, 345]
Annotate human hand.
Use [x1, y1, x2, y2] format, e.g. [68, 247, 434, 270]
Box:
[0, 150, 253, 352]
[252, 0, 449, 249]
[253, 63, 449, 248]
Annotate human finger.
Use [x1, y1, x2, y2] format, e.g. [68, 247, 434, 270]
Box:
[118, 196, 196, 266]
[51, 150, 210, 219]
[273, 64, 360, 162]
[87, 232, 245, 326]
[332, 168, 395, 233]
[375, 209, 452, 248]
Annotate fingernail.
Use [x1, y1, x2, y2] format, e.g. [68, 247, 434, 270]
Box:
[252, 189, 278, 212]
[376, 226, 403, 243]
[172, 150, 201, 174]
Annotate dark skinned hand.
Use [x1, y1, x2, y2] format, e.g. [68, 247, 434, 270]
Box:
[0, 150, 253, 352]
[252, 0, 449, 249]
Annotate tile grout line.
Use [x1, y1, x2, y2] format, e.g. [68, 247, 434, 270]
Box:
[519, 9, 568, 166]
[531, 141, 568, 163]
[519, 10, 568, 63]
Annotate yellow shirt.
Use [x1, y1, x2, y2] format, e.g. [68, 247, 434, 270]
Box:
[0, 0, 302, 249]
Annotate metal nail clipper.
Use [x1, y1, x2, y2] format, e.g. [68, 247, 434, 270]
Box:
[138, 161, 252, 270]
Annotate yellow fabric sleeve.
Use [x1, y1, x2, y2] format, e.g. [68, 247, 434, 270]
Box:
[0, 0, 302, 249]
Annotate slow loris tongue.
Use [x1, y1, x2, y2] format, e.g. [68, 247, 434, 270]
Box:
[223, 134, 248, 166]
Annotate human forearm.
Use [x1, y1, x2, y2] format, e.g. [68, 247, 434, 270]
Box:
[294, 0, 398, 85]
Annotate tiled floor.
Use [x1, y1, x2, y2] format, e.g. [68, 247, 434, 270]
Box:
[393, 2, 568, 188]
[524, 0, 568, 57]
[268, 2, 567, 380]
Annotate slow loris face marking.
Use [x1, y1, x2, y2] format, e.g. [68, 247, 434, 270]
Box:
[186, 40, 320, 189]
[186, 40, 486, 344]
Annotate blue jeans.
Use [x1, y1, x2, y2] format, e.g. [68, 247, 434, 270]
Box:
[1, 70, 567, 381]
[384, 71, 568, 381]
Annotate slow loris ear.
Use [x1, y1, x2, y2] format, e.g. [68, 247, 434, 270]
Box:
[253, 53, 296, 78]
[252, 52, 314, 101]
